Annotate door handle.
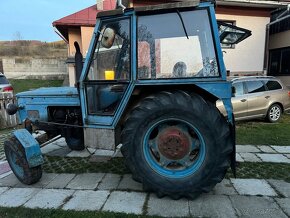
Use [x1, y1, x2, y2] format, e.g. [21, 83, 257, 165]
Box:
[265, 96, 270, 99]
[240, 99, 247, 102]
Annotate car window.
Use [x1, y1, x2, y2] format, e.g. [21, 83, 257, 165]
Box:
[0, 76, 9, 84]
[246, 81, 266, 94]
[233, 82, 244, 96]
[265, 80, 282, 91]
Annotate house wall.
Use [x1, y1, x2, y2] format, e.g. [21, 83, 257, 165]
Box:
[216, 13, 270, 75]
[81, 27, 95, 56]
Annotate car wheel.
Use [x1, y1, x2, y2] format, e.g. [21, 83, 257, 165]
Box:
[267, 104, 282, 123]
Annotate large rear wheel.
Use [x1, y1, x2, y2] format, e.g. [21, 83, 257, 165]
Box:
[4, 136, 42, 185]
[121, 91, 233, 199]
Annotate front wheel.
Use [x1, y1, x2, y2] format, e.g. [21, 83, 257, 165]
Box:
[121, 91, 233, 199]
[4, 136, 42, 185]
[267, 104, 282, 123]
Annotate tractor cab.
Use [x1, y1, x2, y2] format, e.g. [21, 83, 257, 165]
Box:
[79, 1, 250, 128]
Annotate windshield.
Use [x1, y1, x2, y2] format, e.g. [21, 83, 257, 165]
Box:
[0, 76, 9, 84]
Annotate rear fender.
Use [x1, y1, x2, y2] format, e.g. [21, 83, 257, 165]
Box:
[13, 129, 44, 168]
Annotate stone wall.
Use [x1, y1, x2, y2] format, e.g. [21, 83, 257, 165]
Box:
[2, 58, 68, 80]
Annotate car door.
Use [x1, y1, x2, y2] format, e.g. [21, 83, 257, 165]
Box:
[231, 81, 248, 119]
[245, 80, 268, 118]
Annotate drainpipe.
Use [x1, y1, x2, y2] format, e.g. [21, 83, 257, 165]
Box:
[264, 4, 290, 75]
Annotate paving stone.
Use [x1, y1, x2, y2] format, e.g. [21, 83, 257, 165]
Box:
[46, 174, 76, 189]
[258, 145, 276, 153]
[24, 189, 74, 209]
[46, 147, 71, 157]
[230, 195, 288, 218]
[98, 173, 121, 190]
[54, 138, 67, 147]
[93, 149, 115, 157]
[213, 179, 237, 195]
[66, 150, 91, 158]
[257, 154, 290, 164]
[0, 187, 8, 195]
[0, 162, 11, 175]
[231, 179, 277, 196]
[63, 190, 109, 211]
[236, 145, 260, 153]
[118, 174, 143, 191]
[102, 191, 146, 215]
[15, 173, 58, 188]
[41, 143, 62, 154]
[189, 194, 237, 218]
[148, 194, 189, 217]
[0, 188, 41, 207]
[271, 146, 290, 154]
[268, 180, 290, 197]
[0, 174, 22, 187]
[0, 171, 12, 179]
[236, 153, 244, 162]
[66, 173, 104, 190]
[240, 153, 261, 162]
[87, 147, 96, 154]
[275, 198, 290, 217]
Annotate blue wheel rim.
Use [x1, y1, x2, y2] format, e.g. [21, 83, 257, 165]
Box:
[8, 149, 25, 179]
[143, 118, 206, 179]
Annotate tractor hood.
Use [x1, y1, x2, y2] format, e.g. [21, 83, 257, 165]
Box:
[16, 87, 79, 98]
[12, 87, 80, 123]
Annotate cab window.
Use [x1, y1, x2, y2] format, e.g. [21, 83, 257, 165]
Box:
[137, 10, 219, 79]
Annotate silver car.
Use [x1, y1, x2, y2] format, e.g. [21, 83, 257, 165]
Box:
[217, 76, 290, 122]
[0, 73, 13, 93]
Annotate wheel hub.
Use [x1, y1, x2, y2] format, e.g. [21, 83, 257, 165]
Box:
[157, 127, 190, 160]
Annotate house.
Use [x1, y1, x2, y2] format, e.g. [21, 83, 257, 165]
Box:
[52, 0, 288, 86]
[267, 5, 290, 86]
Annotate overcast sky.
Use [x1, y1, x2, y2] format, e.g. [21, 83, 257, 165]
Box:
[0, 0, 97, 42]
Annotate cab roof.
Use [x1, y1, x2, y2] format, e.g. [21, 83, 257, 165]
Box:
[97, 0, 202, 18]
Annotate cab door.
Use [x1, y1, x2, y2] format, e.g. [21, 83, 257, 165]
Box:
[80, 17, 133, 127]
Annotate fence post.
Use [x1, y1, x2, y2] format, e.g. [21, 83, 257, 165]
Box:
[0, 92, 17, 128]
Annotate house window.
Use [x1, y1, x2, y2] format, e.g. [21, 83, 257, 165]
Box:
[269, 47, 290, 76]
[218, 20, 236, 49]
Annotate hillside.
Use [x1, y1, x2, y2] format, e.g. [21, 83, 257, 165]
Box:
[0, 40, 67, 58]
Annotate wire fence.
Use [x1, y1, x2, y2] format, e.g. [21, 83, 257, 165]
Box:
[0, 92, 17, 128]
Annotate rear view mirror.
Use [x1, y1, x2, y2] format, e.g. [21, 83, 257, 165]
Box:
[101, 28, 116, 49]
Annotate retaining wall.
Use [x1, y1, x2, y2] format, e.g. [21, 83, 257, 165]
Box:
[2, 58, 68, 80]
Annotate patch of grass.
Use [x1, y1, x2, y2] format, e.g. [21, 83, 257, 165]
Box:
[0, 207, 156, 218]
[236, 114, 290, 145]
[43, 156, 130, 175]
[43, 156, 290, 183]
[10, 79, 63, 94]
[227, 162, 290, 182]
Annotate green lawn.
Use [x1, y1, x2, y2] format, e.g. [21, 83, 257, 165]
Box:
[0, 207, 155, 218]
[236, 114, 290, 145]
[10, 79, 64, 94]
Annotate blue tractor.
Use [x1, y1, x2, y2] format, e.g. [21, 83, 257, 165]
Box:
[5, 0, 251, 199]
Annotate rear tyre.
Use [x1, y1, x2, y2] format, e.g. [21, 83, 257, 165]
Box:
[64, 128, 85, 151]
[121, 91, 233, 199]
[4, 136, 42, 185]
[267, 104, 282, 123]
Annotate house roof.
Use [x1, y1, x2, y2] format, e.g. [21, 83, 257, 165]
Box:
[53, 0, 116, 41]
[53, 0, 288, 41]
